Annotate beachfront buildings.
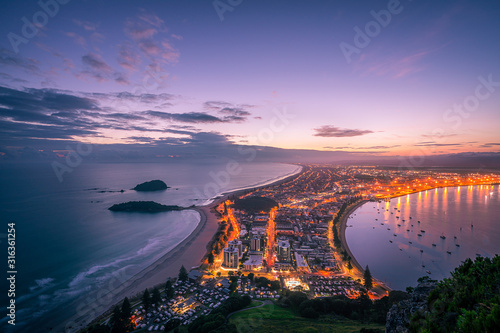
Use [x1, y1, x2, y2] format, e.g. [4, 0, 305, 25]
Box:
[228, 239, 243, 258]
[222, 246, 239, 269]
[277, 240, 291, 262]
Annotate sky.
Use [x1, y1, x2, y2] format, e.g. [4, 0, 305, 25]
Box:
[1, 0, 500, 163]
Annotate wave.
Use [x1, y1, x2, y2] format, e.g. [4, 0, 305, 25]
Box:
[29, 277, 55, 292]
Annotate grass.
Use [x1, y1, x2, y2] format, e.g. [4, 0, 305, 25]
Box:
[229, 304, 385, 333]
[244, 300, 264, 309]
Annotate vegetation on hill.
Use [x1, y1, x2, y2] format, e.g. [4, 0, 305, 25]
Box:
[410, 255, 500, 332]
[132, 179, 168, 191]
[108, 201, 183, 212]
[231, 196, 278, 213]
[280, 290, 409, 324]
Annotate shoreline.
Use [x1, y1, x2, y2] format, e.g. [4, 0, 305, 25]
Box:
[338, 200, 368, 274]
[339, 200, 393, 294]
[71, 165, 304, 331]
[377, 182, 500, 201]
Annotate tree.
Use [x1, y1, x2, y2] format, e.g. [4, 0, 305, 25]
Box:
[347, 260, 353, 272]
[121, 297, 131, 320]
[248, 273, 254, 282]
[111, 305, 123, 333]
[142, 289, 151, 312]
[364, 265, 373, 290]
[208, 252, 214, 266]
[151, 287, 161, 305]
[165, 280, 174, 299]
[120, 297, 134, 332]
[179, 265, 188, 282]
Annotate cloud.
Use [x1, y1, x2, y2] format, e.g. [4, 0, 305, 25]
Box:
[138, 12, 164, 28]
[73, 19, 98, 31]
[118, 43, 141, 71]
[313, 125, 374, 138]
[203, 101, 253, 122]
[80, 53, 128, 85]
[144, 111, 226, 123]
[65, 32, 87, 47]
[123, 11, 180, 69]
[414, 142, 463, 147]
[0, 48, 41, 74]
[479, 143, 500, 148]
[82, 53, 113, 73]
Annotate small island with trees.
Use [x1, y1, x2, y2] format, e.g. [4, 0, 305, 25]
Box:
[108, 201, 183, 213]
[132, 180, 168, 192]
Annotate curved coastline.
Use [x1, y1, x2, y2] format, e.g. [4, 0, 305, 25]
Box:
[67, 164, 304, 331]
[338, 200, 368, 273]
[339, 200, 392, 295]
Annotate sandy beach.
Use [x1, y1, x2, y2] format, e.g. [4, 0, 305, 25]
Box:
[338, 200, 368, 273]
[61, 167, 304, 331]
[338, 200, 392, 294]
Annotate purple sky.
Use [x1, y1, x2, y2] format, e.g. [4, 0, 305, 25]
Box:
[1, 0, 499, 160]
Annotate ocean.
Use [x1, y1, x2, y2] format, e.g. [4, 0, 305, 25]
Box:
[0, 160, 301, 332]
[345, 185, 500, 290]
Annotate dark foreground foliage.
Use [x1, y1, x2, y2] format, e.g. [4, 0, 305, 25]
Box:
[231, 196, 278, 213]
[410, 255, 500, 333]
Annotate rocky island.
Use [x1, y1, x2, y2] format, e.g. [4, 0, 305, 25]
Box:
[108, 201, 183, 213]
[132, 180, 168, 191]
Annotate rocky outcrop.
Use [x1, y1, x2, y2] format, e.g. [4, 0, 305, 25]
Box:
[385, 281, 437, 333]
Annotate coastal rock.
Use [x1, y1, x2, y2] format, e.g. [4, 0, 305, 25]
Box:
[108, 201, 183, 213]
[132, 180, 168, 191]
[385, 280, 437, 333]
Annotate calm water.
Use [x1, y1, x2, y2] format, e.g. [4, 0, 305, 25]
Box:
[0, 160, 300, 332]
[346, 185, 500, 290]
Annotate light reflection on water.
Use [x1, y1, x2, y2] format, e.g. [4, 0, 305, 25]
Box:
[346, 185, 500, 290]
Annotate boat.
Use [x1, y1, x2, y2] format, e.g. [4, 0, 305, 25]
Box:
[380, 223, 384, 225]
[420, 249, 424, 253]
[396, 216, 399, 219]
[375, 218, 378, 221]
[406, 229, 410, 232]
[440, 235, 446, 239]
[387, 228, 391, 230]
[432, 244, 436, 247]
[447, 251, 452, 254]
[418, 234, 422, 237]
[393, 234, 397, 237]
[402, 219, 405, 222]
[420, 230, 425, 233]
[389, 240, 392, 243]
[454, 236, 457, 239]
[426, 270, 431, 274]
[418, 221, 421, 224]
[456, 244, 460, 247]
[397, 224, 401, 227]
[409, 241, 412, 244]
[421, 264, 425, 267]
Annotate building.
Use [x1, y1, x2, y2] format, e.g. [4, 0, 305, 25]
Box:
[228, 239, 243, 257]
[223, 246, 239, 269]
[277, 240, 291, 262]
[250, 236, 262, 252]
[243, 254, 263, 270]
[294, 252, 310, 273]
